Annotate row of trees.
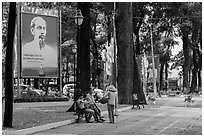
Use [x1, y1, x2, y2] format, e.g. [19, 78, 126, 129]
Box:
[101, 2, 202, 102]
[2, 2, 202, 127]
[2, 2, 202, 101]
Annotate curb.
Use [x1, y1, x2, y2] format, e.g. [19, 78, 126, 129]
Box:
[5, 119, 76, 135]
[4, 106, 132, 135]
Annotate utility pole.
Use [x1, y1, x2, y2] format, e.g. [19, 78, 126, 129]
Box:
[59, 9, 62, 97]
[150, 19, 157, 97]
[112, 2, 117, 87]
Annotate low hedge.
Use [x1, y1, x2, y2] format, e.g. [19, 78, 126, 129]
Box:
[13, 97, 69, 103]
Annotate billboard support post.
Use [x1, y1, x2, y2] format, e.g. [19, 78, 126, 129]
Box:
[59, 9, 62, 97]
[16, 4, 21, 98]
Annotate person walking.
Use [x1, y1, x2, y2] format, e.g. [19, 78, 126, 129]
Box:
[103, 85, 117, 123]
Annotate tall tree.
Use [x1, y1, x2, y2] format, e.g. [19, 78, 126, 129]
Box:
[3, 2, 16, 128]
[132, 2, 148, 103]
[189, 2, 202, 93]
[78, 2, 91, 93]
[178, 3, 199, 93]
[116, 2, 134, 104]
[132, 2, 147, 55]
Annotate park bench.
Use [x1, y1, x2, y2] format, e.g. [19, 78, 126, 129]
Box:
[132, 93, 145, 109]
[75, 102, 89, 123]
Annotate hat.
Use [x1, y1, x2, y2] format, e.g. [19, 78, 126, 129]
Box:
[107, 85, 117, 92]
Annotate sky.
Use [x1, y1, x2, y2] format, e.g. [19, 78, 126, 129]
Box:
[171, 37, 183, 56]
[169, 37, 182, 78]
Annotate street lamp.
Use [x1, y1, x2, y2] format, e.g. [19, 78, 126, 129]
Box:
[62, 63, 65, 86]
[75, 9, 84, 100]
[75, 9, 84, 26]
[66, 10, 84, 112]
[72, 45, 77, 99]
[66, 56, 69, 84]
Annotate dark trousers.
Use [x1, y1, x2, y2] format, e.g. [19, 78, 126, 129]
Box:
[107, 104, 115, 123]
[79, 108, 94, 122]
[88, 104, 102, 121]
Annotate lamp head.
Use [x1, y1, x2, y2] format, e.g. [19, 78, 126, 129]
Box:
[75, 9, 84, 26]
[72, 45, 77, 54]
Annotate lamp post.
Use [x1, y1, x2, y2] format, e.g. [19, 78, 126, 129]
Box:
[72, 45, 77, 100]
[62, 63, 65, 87]
[66, 10, 84, 112]
[74, 9, 84, 100]
[66, 56, 69, 83]
[150, 23, 157, 97]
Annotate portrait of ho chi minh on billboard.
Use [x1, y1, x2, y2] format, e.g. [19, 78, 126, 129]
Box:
[21, 10, 59, 78]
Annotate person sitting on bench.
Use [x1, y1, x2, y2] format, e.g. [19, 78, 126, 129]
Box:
[84, 89, 105, 123]
[76, 94, 95, 123]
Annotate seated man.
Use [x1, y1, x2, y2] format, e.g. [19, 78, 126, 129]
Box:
[84, 89, 105, 123]
[76, 94, 95, 123]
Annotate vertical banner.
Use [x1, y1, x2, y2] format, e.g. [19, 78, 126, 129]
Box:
[21, 6, 59, 78]
[146, 55, 160, 83]
[136, 54, 160, 90]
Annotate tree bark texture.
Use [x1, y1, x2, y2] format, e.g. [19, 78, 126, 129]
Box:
[133, 56, 146, 103]
[165, 62, 168, 90]
[89, 24, 100, 88]
[116, 2, 134, 104]
[3, 2, 16, 128]
[133, 3, 145, 55]
[78, 2, 91, 94]
[159, 63, 164, 90]
[182, 34, 190, 93]
[190, 45, 199, 93]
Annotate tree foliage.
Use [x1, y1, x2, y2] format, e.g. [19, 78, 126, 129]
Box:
[2, 2, 202, 94]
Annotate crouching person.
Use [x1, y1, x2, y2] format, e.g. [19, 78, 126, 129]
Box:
[76, 94, 95, 123]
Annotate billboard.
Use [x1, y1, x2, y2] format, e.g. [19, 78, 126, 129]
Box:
[21, 7, 59, 78]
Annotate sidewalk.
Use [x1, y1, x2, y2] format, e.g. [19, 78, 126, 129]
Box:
[3, 106, 132, 135]
[33, 97, 202, 135]
[3, 95, 202, 135]
[32, 104, 202, 135]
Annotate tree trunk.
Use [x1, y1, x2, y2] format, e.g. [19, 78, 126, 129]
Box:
[197, 44, 202, 92]
[89, 24, 99, 88]
[78, 2, 91, 94]
[159, 63, 164, 90]
[182, 34, 190, 93]
[165, 62, 168, 90]
[3, 2, 16, 128]
[133, 3, 144, 55]
[116, 2, 134, 104]
[198, 70, 202, 91]
[190, 67, 197, 93]
[133, 56, 146, 103]
[190, 47, 199, 93]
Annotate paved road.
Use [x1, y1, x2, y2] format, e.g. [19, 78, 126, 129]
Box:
[34, 96, 202, 135]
